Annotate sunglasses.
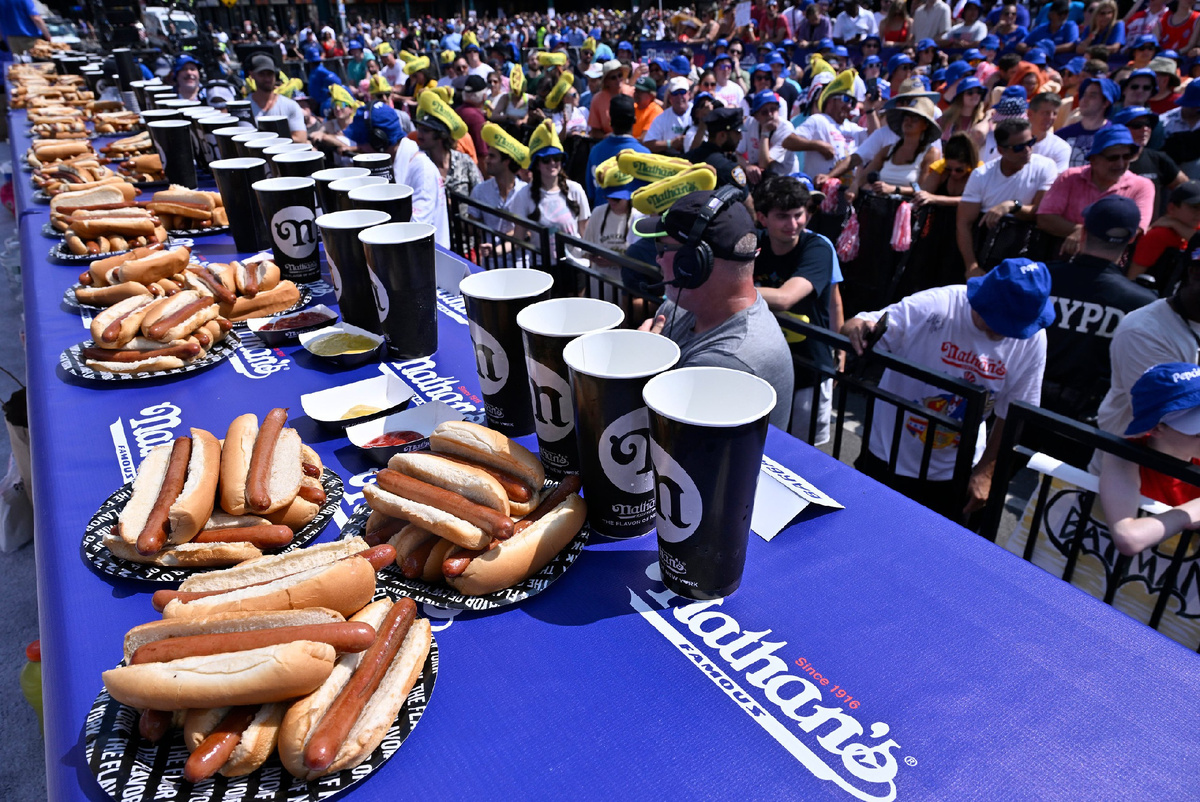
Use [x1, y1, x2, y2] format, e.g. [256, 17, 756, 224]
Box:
[539, 155, 564, 164]
[1125, 120, 1153, 130]
[701, 81, 717, 87]
[730, 49, 743, 55]
[1099, 151, 1135, 162]
[1127, 83, 1154, 92]
[1004, 139, 1035, 152]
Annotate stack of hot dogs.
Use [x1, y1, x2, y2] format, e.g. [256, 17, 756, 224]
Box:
[147, 186, 230, 232]
[50, 183, 169, 256]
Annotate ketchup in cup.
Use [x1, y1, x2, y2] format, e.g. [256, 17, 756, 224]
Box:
[363, 431, 423, 449]
[258, 311, 334, 331]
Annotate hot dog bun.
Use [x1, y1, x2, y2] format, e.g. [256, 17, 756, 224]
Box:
[177, 537, 371, 593]
[361, 482, 490, 550]
[219, 280, 300, 322]
[278, 599, 432, 780]
[84, 355, 186, 374]
[183, 703, 285, 778]
[74, 281, 152, 307]
[90, 294, 157, 348]
[429, 421, 545, 515]
[219, 413, 303, 516]
[102, 534, 261, 567]
[116, 443, 172, 547]
[445, 493, 585, 595]
[102, 641, 337, 711]
[117, 244, 190, 285]
[122, 608, 348, 664]
[234, 260, 281, 297]
[167, 428, 221, 544]
[139, 291, 219, 343]
[387, 452, 508, 515]
[49, 182, 136, 212]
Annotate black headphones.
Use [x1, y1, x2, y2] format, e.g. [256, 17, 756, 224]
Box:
[364, 102, 391, 152]
[668, 185, 744, 290]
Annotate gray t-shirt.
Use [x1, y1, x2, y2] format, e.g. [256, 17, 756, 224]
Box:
[250, 94, 306, 135]
[657, 294, 794, 430]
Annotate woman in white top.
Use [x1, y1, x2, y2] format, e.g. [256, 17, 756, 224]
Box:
[491, 83, 530, 125]
[847, 97, 942, 202]
[485, 71, 507, 116]
[512, 144, 590, 265]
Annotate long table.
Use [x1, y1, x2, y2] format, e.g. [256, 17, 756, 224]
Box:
[14, 108, 1200, 802]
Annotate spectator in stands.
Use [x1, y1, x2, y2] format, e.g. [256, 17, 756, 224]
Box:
[582, 166, 639, 287]
[1076, 0, 1125, 56]
[992, 4, 1030, 53]
[1118, 68, 1156, 117]
[958, 119, 1056, 277]
[470, 126, 528, 262]
[686, 107, 751, 202]
[1125, 0, 1169, 40]
[345, 39, 372, 88]
[304, 46, 343, 115]
[941, 0, 988, 46]
[790, 71, 868, 180]
[842, 258, 1053, 521]
[634, 189, 794, 430]
[752, 176, 839, 443]
[710, 53, 747, 110]
[902, 133, 980, 293]
[1147, 57, 1183, 116]
[632, 77, 663, 140]
[585, 95, 649, 206]
[512, 122, 591, 254]
[878, 1, 910, 43]
[940, 77, 988, 150]
[1038, 125, 1156, 257]
[833, 0, 878, 44]
[1029, 92, 1072, 173]
[588, 60, 634, 139]
[795, 2, 833, 47]
[1155, 1, 1200, 52]
[1100, 363, 1200, 556]
[246, 54, 307, 143]
[492, 65, 530, 125]
[1161, 80, 1200, 178]
[414, 102, 482, 198]
[742, 90, 799, 184]
[457, 75, 490, 166]
[847, 95, 941, 202]
[645, 78, 694, 155]
[910, 0, 952, 45]
[1021, 0, 1079, 61]
[0, 0, 50, 55]
[378, 44, 403, 88]
[1043, 196, 1157, 425]
[1056, 77, 1118, 167]
[1117, 106, 1187, 216]
[1128, 181, 1200, 291]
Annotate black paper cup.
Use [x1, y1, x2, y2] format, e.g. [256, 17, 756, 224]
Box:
[313, 167, 369, 217]
[159, 98, 201, 112]
[328, 175, 388, 213]
[252, 177, 321, 283]
[232, 130, 278, 159]
[225, 99, 253, 125]
[516, 298, 626, 479]
[256, 114, 292, 137]
[81, 67, 105, 96]
[459, 269, 555, 437]
[348, 183, 413, 222]
[213, 124, 252, 160]
[244, 136, 292, 163]
[563, 330, 682, 538]
[139, 108, 182, 125]
[273, 149, 327, 179]
[112, 49, 140, 91]
[352, 152, 395, 181]
[129, 79, 155, 110]
[263, 143, 312, 176]
[642, 367, 777, 599]
[147, 119, 197, 188]
[358, 222, 438, 359]
[316, 209, 392, 334]
[181, 108, 218, 170]
[144, 88, 178, 109]
[210, 157, 272, 252]
[199, 114, 238, 165]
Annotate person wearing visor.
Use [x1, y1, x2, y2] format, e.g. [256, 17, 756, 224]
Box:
[1100, 363, 1200, 557]
[245, 53, 307, 143]
[634, 189, 793, 430]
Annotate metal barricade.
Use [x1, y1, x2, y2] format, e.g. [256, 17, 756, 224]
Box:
[447, 190, 553, 274]
[977, 401, 1200, 650]
[552, 231, 665, 324]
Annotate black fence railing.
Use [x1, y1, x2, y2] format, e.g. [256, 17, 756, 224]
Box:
[977, 401, 1200, 649]
[552, 231, 663, 324]
[448, 190, 553, 275]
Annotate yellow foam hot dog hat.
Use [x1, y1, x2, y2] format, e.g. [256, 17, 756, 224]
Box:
[544, 71, 575, 110]
[582, 37, 597, 53]
[818, 69, 858, 112]
[537, 51, 568, 67]
[329, 83, 363, 110]
[367, 73, 392, 95]
[631, 165, 718, 215]
[417, 89, 468, 141]
[428, 84, 453, 103]
[618, 151, 693, 183]
[398, 49, 418, 64]
[594, 156, 635, 190]
[808, 54, 835, 79]
[463, 30, 478, 47]
[483, 122, 529, 166]
[509, 64, 525, 97]
[405, 55, 431, 76]
[275, 76, 303, 97]
[439, 50, 455, 65]
[376, 42, 394, 57]
[522, 119, 564, 169]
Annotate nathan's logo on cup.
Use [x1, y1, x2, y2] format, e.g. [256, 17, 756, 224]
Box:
[469, 321, 509, 395]
[526, 359, 574, 441]
[649, 436, 702, 543]
[658, 548, 686, 575]
[599, 407, 653, 492]
[271, 206, 318, 259]
[326, 248, 343, 296]
[369, 266, 389, 321]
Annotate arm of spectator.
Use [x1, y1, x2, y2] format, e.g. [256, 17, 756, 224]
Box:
[840, 316, 876, 355]
[830, 284, 846, 374]
[1038, 212, 1084, 255]
[847, 149, 885, 202]
[957, 200, 983, 278]
[1099, 451, 1200, 556]
[785, 134, 836, 159]
[758, 276, 816, 311]
[964, 416, 1006, 515]
[1011, 188, 1046, 223]
[814, 153, 862, 184]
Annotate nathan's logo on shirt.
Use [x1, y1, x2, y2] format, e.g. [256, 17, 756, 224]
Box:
[230, 345, 291, 379]
[649, 436, 702, 543]
[940, 342, 1006, 379]
[469, 321, 510, 395]
[599, 407, 654, 493]
[526, 359, 574, 441]
[270, 206, 318, 260]
[628, 569, 904, 801]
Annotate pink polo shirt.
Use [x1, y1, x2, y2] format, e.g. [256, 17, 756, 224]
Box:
[1037, 165, 1156, 231]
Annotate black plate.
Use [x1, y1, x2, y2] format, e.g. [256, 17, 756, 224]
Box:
[133, 179, 170, 191]
[81, 467, 344, 584]
[42, 222, 64, 239]
[62, 282, 312, 322]
[84, 635, 437, 802]
[33, 188, 50, 204]
[60, 330, 241, 382]
[49, 239, 143, 264]
[168, 224, 229, 237]
[338, 499, 590, 611]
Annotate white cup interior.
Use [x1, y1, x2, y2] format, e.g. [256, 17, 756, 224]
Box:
[275, 150, 326, 164]
[354, 153, 392, 164]
[643, 366, 777, 427]
[516, 298, 626, 338]
[348, 183, 414, 202]
[316, 209, 391, 230]
[252, 176, 316, 193]
[246, 137, 291, 151]
[563, 329, 681, 380]
[359, 222, 436, 246]
[232, 130, 276, 142]
[460, 268, 554, 302]
[329, 175, 387, 193]
[313, 166, 370, 184]
[214, 125, 252, 136]
[209, 157, 267, 171]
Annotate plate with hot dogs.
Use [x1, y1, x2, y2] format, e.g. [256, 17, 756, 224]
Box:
[82, 409, 345, 583]
[60, 327, 241, 381]
[341, 420, 590, 610]
[86, 596, 437, 801]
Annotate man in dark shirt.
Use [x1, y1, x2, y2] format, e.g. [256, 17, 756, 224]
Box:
[1114, 105, 1187, 218]
[456, 74, 490, 167]
[685, 107, 750, 205]
[1045, 195, 1157, 435]
[752, 175, 837, 443]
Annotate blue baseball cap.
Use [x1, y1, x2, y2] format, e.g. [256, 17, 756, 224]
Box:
[1125, 363, 1200, 436]
[348, 38, 365, 50]
[1088, 124, 1137, 157]
[714, 52, 733, 65]
[172, 54, 201, 75]
[595, 44, 614, 61]
[1132, 33, 1158, 50]
[767, 52, 787, 67]
[303, 43, 322, 63]
[1081, 76, 1121, 106]
[345, 102, 405, 148]
[966, 258, 1054, 340]
[752, 62, 772, 76]
[1083, 195, 1141, 244]
[888, 53, 914, 73]
[863, 55, 882, 67]
[618, 40, 634, 51]
[1180, 80, 1200, 107]
[652, 58, 669, 72]
[963, 48, 983, 63]
[603, 183, 634, 201]
[1162, 49, 1180, 60]
[954, 77, 984, 98]
[817, 37, 835, 51]
[980, 35, 1000, 50]
[945, 60, 974, 84]
[669, 55, 691, 74]
[917, 38, 937, 51]
[1125, 67, 1157, 84]
[750, 89, 781, 114]
[1035, 38, 1056, 55]
[931, 68, 947, 84]
[833, 45, 849, 58]
[1026, 48, 1048, 67]
[716, 38, 729, 48]
[1112, 105, 1157, 126]
[863, 34, 882, 46]
[1063, 57, 1087, 75]
[795, 172, 826, 200]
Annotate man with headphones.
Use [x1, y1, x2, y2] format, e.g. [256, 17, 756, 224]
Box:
[634, 187, 794, 430]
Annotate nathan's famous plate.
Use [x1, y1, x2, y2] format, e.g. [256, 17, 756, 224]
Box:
[338, 498, 589, 611]
[63, 284, 312, 325]
[41, 222, 64, 239]
[133, 179, 170, 191]
[59, 330, 241, 382]
[80, 467, 343, 583]
[49, 239, 140, 264]
[84, 635, 437, 802]
[168, 223, 229, 237]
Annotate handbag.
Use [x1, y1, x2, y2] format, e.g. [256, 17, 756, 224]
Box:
[836, 207, 860, 262]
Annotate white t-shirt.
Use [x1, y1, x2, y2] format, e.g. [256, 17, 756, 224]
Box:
[381, 61, 404, 88]
[468, 63, 494, 79]
[794, 112, 866, 176]
[403, 150, 448, 248]
[468, 176, 527, 235]
[713, 80, 745, 111]
[856, 126, 901, 167]
[510, 180, 592, 257]
[833, 8, 879, 40]
[859, 285, 1047, 480]
[741, 117, 799, 176]
[979, 132, 1070, 175]
[645, 105, 692, 144]
[945, 19, 988, 43]
[250, 94, 305, 134]
[961, 154, 1056, 210]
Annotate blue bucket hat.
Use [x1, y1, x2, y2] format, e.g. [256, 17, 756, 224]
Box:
[714, 53, 733, 66]
[963, 48, 983, 63]
[1112, 105, 1157, 126]
[833, 45, 849, 58]
[817, 37, 836, 51]
[715, 38, 729, 48]
[954, 77, 984, 98]
[916, 38, 937, 51]
[595, 44, 614, 61]
[1179, 80, 1200, 107]
[752, 62, 772, 76]
[1081, 76, 1121, 106]
[348, 38, 365, 51]
[1026, 48, 1048, 67]
[1125, 363, 1200, 436]
[1088, 124, 1137, 156]
[863, 55, 882, 68]
[345, 102, 405, 148]
[618, 40, 634, 52]
[944, 60, 974, 84]
[863, 34, 882, 46]
[767, 52, 787, 67]
[1063, 57, 1087, 75]
[1132, 33, 1158, 50]
[966, 258, 1055, 340]
[783, 38, 796, 48]
[750, 89, 781, 114]
[980, 34, 1000, 50]
[669, 55, 691, 74]
[1124, 67, 1157, 85]
[1162, 49, 1180, 60]
[931, 68, 946, 84]
[652, 58, 669, 73]
[888, 53, 914, 74]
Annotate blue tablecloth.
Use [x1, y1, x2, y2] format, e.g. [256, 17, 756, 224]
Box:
[13, 109, 1200, 802]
